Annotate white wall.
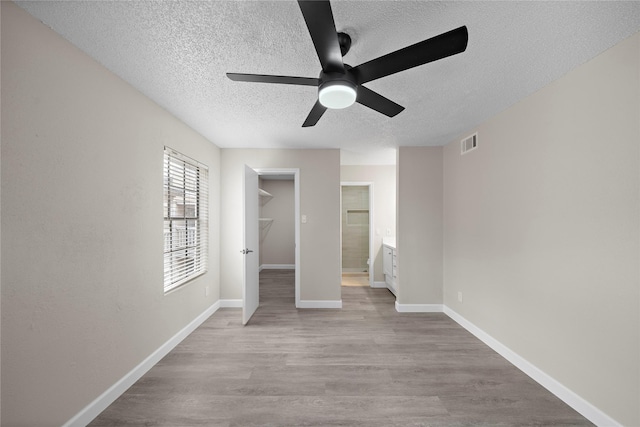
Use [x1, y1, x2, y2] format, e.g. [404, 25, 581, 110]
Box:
[443, 33, 639, 426]
[1, 3, 221, 425]
[221, 149, 341, 302]
[396, 147, 444, 305]
[340, 165, 396, 283]
[260, 179, 295, 266]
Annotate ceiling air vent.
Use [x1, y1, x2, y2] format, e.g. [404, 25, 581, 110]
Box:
[461, 133, 478, 155]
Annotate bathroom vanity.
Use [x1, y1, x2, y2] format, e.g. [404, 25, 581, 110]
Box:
[382, 238, 397, 296]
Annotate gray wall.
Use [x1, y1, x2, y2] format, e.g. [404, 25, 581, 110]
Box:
[260, 179, 295, 266]
[1, 3, 221, 425]
[340, 165, 396, 283]
[443, 33, 639, 425]
[397, 147, 444, 305]
[220, 149, 341, 302]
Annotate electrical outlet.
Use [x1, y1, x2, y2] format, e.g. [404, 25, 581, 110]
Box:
[205, 286, 210, 297]
[302, 214, 307, 224]
[457, 292, 463, 303]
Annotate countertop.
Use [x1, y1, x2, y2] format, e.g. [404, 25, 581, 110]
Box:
[382, 237, 396, 249]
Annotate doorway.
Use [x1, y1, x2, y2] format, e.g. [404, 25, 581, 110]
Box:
[255, 169, 300, 307]
[243, 168, 300, 324]
[340, 182, 374, 287]
[258, 173, 296, 308]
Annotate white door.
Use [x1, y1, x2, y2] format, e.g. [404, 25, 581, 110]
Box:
[242, 165, 259, 325]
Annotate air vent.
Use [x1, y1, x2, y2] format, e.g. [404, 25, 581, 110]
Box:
[461, 133, 478, 155]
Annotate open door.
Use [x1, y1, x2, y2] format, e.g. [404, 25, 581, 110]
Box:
[242, 165, 259, 325]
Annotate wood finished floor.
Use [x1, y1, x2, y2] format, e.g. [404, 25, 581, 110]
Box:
[90, 270, 592, 426]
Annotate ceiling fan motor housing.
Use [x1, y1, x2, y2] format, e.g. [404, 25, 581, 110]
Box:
[318, 70, 358, 109]
[337, 32, 352, 56]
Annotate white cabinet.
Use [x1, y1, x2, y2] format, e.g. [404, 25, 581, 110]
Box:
[383, 243, 397, 296]
[383, 246, 392, 277]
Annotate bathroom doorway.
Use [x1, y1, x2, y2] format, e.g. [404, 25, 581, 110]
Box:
[340, 183, 373, 287]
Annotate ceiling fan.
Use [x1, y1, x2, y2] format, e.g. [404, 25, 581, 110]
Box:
[227, 0, 468, 127]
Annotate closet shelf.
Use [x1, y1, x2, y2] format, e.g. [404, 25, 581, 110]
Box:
[259, 218, 273, 228]
[258, 188, 273, 198]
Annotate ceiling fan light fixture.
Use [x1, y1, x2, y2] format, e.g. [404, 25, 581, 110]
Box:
[318, 81, 357, 109]
[228, 1, 468, 126]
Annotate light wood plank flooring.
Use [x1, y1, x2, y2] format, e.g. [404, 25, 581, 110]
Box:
[90, 270, 592, 426]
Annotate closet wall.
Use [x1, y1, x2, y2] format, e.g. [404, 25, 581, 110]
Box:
[259, 179, 295, 268]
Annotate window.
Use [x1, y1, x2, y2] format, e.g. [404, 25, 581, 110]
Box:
[163, 147, 208, 293]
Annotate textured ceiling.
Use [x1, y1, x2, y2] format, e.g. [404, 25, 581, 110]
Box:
[17, 1, 640, 163]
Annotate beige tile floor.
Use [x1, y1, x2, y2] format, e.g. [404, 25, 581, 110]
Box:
[341, 272, 369, 287]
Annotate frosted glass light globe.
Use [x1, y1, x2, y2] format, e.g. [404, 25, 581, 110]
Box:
[319, 83, 357, 109]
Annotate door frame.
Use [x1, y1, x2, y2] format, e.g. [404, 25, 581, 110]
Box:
[340, 182, 374, 287]
[254, 168, 301, 308]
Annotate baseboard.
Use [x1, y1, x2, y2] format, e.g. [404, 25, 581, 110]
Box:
[395, 301, 443, 312]
[260, 264, 295, 270]
[443, 306, 621, 427]
[219, 299, 242, 308]
[387, 282, 397, 296]
[62, 300, 221, 427]
[298, 300, 342, 309]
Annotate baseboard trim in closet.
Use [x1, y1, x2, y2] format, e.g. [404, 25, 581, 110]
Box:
[62, 300, 221, 427]
[260, 264, 295, 270]
[372, 281, 387, 288]
[298, 300, 342, 309]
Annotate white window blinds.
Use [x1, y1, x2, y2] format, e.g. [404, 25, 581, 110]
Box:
[163, 147, 209, 293]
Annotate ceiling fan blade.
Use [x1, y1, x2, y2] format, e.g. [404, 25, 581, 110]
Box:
[297, 0, 344, 73]
[351, 26, 468, 85]
[227, 73, 319, 86]
[302, 100, 327, 127]
[356, 86, 405, 117]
